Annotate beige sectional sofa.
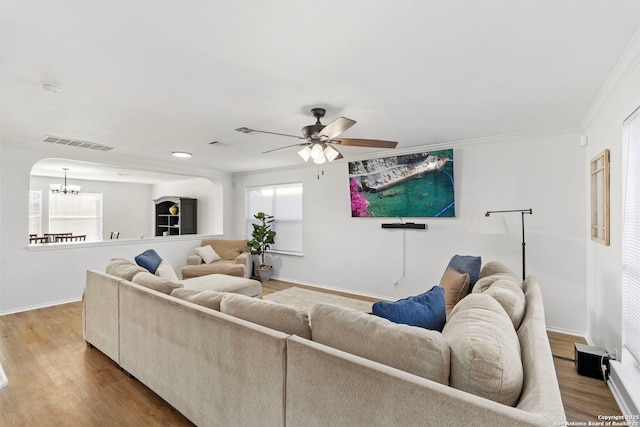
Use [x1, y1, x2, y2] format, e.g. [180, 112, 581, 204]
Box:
[83, 261, 566, 427]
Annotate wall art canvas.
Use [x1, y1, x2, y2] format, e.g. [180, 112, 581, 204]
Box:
[348, 149, 455, 218]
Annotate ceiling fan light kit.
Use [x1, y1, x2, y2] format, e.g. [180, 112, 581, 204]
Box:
[237, 107, 399, 164]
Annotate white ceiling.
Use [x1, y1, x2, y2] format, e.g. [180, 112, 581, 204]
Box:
[2, 1, 640, 178]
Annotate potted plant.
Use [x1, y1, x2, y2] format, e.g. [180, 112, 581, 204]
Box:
[247, 212, 276, 281]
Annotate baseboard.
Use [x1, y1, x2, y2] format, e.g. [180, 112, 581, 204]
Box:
[545, 325, 587, 338]
[0, 297, 82, 316]
[608, 350, 640, 418]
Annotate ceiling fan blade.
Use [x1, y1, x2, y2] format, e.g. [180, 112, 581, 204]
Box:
[331, 138, 398, 148]
[317, 117, 356, 140]
[262, 142, 309, 154]
[236, 127, 306, 140]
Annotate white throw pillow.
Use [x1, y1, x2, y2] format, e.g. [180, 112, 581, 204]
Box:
[195, 245, 221, 264]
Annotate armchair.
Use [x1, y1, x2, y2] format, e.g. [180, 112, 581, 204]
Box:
[181, 239, 253, 279]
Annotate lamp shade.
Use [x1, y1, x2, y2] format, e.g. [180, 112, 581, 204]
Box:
[467, 216, 509, 235]
[298, 146, 311, 162]
[324, 145, 340, 162]
[313, 155, 327, 164]
[310, 143, 324, 160]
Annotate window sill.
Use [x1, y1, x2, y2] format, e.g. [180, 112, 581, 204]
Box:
[270, 250, 304, 257]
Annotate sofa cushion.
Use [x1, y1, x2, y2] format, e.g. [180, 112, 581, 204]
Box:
[372, 286, 446, 332]
[220, 293, 311, 339]
[132, 271, 184, 295]
[106, 258, 148, 281]
[472, 274, 523, 294]
[181, 261, 246, 279]
[182, 274, 261, 297]
[134, 249, 163, 274]
[170, 288, 226, 311]
[479, 261, 518, 279]
[484, 279, 526, 329]
[311, 303, 450, 384]
[440, 266, 470, 316]
[201, 239, 249, 260]
[155, 260, 180, 283]
[442, 293, 523, 406]
[448, 255, 481, 291]
[195, 245, 222, 264]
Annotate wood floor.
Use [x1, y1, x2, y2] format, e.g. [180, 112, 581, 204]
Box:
[0, 279, 623, 426]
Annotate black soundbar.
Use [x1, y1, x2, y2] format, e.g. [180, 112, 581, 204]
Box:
[381, 222, 426, 230]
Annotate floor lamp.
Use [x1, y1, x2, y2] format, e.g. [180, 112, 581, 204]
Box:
[468, 208, 533, 280]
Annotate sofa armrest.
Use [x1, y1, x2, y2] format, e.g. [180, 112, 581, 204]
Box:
[186, 254, 203, 265]
[235, 252, 253, 279]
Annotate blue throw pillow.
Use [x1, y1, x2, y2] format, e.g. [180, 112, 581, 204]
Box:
[372, 286, 446, 332]
[135, 249, 163, 274]
[449, 255, 481, 291]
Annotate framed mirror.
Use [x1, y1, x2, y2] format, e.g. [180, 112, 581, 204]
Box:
[590, 149, 610, 245]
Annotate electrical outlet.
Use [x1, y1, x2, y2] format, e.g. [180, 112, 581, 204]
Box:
[613, 348, 619, 360]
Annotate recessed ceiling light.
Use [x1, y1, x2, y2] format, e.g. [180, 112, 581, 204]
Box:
[172, 151, 192, 158]
[42, 83, 62, 93]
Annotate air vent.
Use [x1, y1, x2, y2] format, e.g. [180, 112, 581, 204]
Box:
[43, 135, 114, 151]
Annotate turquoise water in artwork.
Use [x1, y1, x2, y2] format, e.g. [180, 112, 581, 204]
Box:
[353, 150, 455, 217]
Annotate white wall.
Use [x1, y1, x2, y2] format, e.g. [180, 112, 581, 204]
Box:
[30, 175, 154, 239]
[0, 144, 235, 314]
[582, 32, 640, 416]
[583, 43, 640, 354]
[233, 130, 587, 333]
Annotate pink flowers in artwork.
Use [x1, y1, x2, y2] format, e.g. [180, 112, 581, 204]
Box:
[350, 179, 369, 217]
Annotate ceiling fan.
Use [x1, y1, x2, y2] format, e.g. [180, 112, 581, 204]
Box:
[235, 108, 398, 164]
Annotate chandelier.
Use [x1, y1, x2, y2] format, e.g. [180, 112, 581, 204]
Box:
[50, 168, 81, 195]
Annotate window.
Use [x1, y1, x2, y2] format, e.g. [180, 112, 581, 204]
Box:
[246, 183, 303, 254]
[29, 190, 42, 236]
[49, 192, 103, 241]
[622, 107, 640, 365]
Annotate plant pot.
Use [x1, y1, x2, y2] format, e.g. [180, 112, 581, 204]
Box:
[257, 268, 273, 282]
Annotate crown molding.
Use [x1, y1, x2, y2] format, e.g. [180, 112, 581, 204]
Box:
[582, 28, 640, 128]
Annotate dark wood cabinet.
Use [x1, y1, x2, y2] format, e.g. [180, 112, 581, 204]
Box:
[154, 197, 197, 236]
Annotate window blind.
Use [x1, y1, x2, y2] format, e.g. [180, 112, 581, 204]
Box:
[29, 190, 42, 236]
[49, 192, 103, 241]
[246, 183, 303, 254]
[622, 107, 640, 365]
